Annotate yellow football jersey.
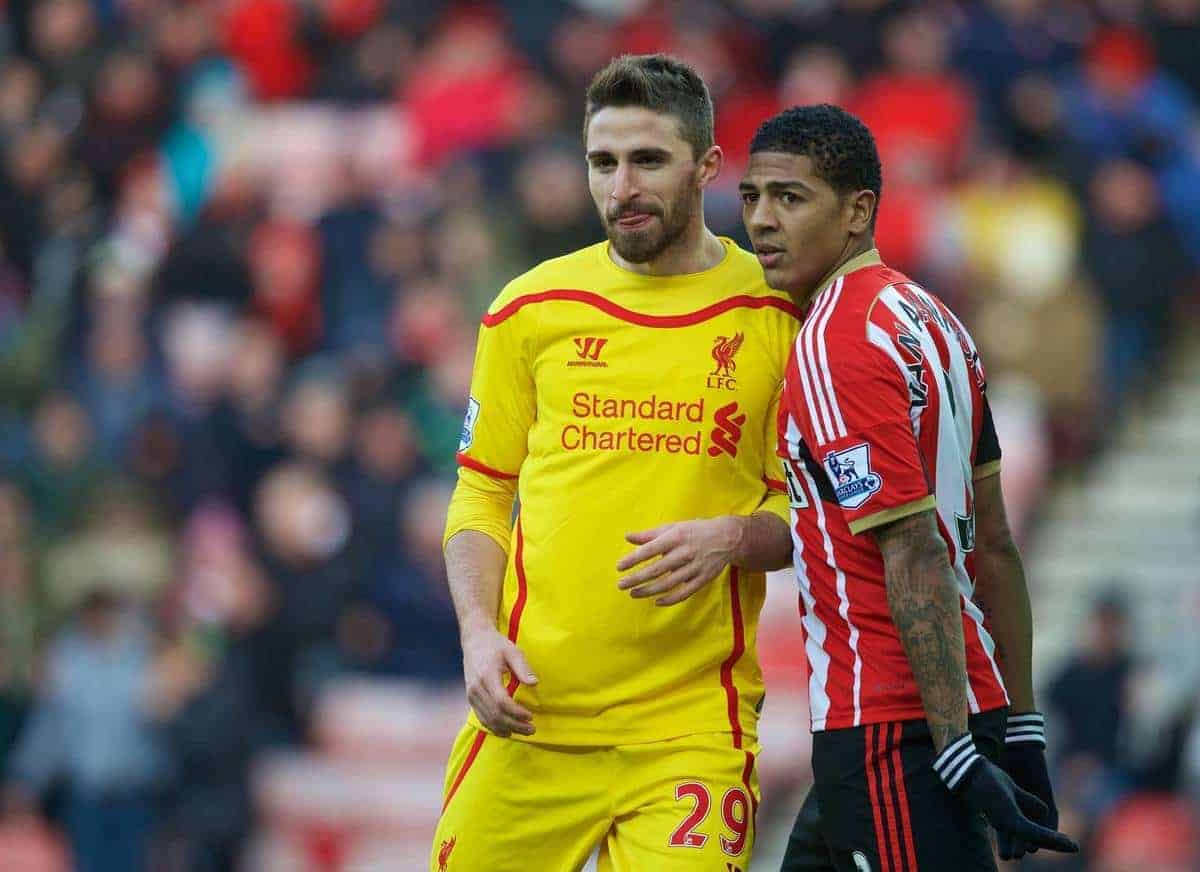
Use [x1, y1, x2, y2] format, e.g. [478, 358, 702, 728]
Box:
[445, 238, 800, 746]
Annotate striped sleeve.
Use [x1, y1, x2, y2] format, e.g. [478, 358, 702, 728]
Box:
[790, 281, 931, 535]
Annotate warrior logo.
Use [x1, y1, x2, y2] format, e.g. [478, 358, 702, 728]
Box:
[708, 332, 744, 389]
[569, 337, 608, 367]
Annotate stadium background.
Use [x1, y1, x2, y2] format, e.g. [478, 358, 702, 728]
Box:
[0, 0, 1198, 868]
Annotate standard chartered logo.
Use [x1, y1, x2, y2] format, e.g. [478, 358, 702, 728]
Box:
[561, 391, 709, 455]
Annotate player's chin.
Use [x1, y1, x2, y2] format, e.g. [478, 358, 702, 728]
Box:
[759, 260, 796, 293]
[610, 230, 663, 263]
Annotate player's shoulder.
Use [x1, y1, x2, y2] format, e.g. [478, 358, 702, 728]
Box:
[484, 241, 609, 318]
[820, 259, 917, 339]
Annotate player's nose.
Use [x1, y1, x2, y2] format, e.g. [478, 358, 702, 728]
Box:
[609, 162, 639, 203]
[744, 199, 778, 234]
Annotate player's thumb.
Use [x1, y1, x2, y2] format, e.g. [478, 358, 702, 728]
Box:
[1012, 783, 1050, 824]
[504, 643, 538, 685]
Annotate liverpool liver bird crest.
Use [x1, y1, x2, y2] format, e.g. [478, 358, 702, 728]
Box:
[711, 332, 744, 377]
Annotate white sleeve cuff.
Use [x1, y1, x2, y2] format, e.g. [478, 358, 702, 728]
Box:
[933, 733, 982, 791]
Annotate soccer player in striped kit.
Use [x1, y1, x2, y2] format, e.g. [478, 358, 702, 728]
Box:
[738, 105, 1079, 871]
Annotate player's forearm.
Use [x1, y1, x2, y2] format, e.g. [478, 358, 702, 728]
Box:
[730, 511, 793, 571]
[445, 530, 508, 638]
[876, 511, 969, 753]
[973, 538, 1036, 713]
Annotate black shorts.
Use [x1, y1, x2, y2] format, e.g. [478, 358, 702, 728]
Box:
[781, 708, 1008, 872]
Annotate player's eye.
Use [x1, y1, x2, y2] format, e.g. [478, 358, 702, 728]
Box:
[740, 192, 757, 204]
[590, 158, 616, 171]
[636, 155, 664, 167]
[780, 191, 802, 205]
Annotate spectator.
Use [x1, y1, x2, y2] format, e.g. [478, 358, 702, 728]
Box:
[0, 479, 36, 777]
[252, 462, 364, 733]
[1047, 590, 1137, 820]
[850, 6, 975, 273]
[1081, 158, 1194, 410]
[342, 403, 427, 551]
[17, 392, 104, 534]
[337, 479, 459, 681]
[4, 584, 169, 872]
[71, 308, 160, 459]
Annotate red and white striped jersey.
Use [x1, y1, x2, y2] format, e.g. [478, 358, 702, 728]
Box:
[777, 250, 1009, 732]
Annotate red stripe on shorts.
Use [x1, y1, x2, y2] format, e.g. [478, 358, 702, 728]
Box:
[441, 729, 487, 814]
[864, 724, 892, 872]
[890, 722, 918, 871]
[876, 724, 904, 872]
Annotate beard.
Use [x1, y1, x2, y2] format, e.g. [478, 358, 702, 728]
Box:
[604, 187, 694, 264]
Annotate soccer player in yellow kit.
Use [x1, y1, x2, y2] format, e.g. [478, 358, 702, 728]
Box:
[431, 55, 798, 871]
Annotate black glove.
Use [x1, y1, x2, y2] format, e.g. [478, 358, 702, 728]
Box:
[933, 732, 1078, 861]
[998, 712, 1059, 859]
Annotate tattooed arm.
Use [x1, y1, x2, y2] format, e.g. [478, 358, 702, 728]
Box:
[970, 473, 1036, 713]
[873, 509, 968, 752]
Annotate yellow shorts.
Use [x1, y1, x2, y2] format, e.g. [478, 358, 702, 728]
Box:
[430, 724, 761, 872]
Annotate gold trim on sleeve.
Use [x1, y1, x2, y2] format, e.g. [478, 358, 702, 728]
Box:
[972, 460, 1002, 481]
[848, 494, 937, 535]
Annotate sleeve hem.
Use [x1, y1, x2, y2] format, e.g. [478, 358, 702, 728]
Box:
[972, 460, 1002, 480]
[848, 495, 937, 535]
[443, 523, 512, 556]
[456, 451, 520, 481]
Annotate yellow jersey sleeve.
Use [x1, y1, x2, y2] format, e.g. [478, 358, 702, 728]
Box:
[443, 466, 518, 554]
[444, 291, 535, 552]
[756, 382, 789, 524]
[456, 301, 535, 480]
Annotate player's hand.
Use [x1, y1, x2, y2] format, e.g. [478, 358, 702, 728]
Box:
[997, 712, 1059, 859]
[933, 733, 1078, 861]
[461, 623, 538, 738]
[616, 517, 742, 606]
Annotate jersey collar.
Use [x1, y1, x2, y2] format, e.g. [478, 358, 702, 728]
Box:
[820, 247, 882, 289]
[804, 248, 883, 318]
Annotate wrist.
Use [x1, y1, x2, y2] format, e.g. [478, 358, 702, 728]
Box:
[933, 732, 983, 791]
[1006, 711, 1046, 748]
[460, 612, 499, 640]
[723, 515, 750, 565]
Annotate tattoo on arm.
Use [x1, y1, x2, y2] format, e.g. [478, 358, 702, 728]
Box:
[874, 510, 968, 752]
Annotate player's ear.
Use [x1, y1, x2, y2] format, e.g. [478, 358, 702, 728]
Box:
[847, 189, 876, 236]
[696, 145, 723, 189]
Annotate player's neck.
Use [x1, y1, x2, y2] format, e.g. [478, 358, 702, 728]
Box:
[795, 236, 877, 309]
[609, 224, 726, 278]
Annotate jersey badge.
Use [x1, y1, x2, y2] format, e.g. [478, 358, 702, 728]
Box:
[459, 397, 480, 450]
[824, 444, 883, 510]
[707, 332, 744, 390]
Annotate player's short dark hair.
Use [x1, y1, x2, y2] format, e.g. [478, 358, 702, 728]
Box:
[584, 54, 714, 159]
[750, 104, 882, 210]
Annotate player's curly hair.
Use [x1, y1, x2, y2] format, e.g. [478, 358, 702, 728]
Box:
[750, 104, 882, 219]
[584, 54, 714, 159]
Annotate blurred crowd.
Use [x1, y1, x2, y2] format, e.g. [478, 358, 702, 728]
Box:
[0, 0, 1197, 869]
